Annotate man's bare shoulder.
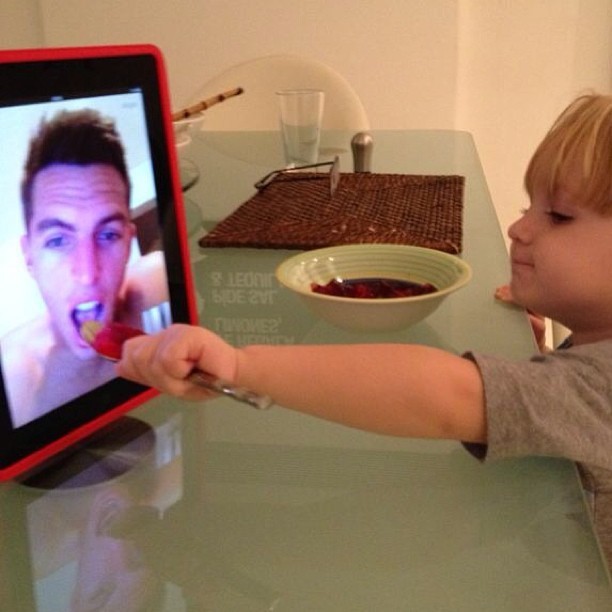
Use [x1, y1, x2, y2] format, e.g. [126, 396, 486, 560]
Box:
[1, 317, 52, 368]
[119, 250, 169, 324]
[0, 318, 51, 422]
[1, 318, 50, 397]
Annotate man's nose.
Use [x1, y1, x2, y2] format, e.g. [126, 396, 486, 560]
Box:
[73, 240, 100, 284]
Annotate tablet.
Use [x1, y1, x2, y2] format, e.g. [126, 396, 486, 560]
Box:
[0, 44, 197, 480]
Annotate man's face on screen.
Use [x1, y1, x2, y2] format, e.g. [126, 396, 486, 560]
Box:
[21, 163, 135, 359]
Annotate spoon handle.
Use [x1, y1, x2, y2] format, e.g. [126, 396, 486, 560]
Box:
[188, 369, 273, 410]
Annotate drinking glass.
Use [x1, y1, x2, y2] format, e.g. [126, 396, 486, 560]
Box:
[277, 89, 324, 165]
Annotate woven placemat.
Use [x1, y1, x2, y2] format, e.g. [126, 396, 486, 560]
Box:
[198, 172, 465, 253]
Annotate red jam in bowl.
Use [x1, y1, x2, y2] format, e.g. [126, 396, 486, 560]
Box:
[311, 277, 437, 299]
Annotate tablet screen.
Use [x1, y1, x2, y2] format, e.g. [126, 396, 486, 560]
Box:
[0, 46, 195, 478]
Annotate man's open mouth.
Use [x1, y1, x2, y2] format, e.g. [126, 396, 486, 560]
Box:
[72, 301, 104, 332]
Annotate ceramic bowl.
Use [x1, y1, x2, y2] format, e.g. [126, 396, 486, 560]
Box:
[275, 244, 472, 332]
[172, 113, 205, 148]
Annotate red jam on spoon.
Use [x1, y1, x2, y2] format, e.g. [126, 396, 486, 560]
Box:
[80, 321, 144, 361]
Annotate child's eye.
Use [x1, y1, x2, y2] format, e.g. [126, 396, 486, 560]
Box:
[545, 210, 573, 224]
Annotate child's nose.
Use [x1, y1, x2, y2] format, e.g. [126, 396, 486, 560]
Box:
[507, 211, 532, 244]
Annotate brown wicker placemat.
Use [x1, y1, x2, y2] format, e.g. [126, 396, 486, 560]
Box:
[198, 172, 465, 253]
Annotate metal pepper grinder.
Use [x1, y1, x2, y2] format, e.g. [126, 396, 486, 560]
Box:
[351, 131, 373, 172]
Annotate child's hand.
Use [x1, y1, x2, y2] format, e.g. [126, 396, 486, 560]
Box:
[494, 284, 547, 351]
[115, 324, 238, 401]
[493, 284, 514, 303]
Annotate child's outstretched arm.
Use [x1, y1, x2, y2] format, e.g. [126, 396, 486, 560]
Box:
[116, 324, 486, 444]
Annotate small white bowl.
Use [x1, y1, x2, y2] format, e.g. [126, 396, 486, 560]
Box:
[172, 113, 205, 148]
[275, 244, 472, 332]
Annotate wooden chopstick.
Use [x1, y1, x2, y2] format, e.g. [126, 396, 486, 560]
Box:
[171, 87, 244, 121]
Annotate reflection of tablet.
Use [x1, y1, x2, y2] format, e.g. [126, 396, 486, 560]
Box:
[0, 45, 196, 479]
[0, 414, 185, 610]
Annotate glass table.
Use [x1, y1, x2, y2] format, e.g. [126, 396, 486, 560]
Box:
[1, 130, 610, 611]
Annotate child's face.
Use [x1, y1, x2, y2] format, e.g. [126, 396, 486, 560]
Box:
[507, 187, 612, 341]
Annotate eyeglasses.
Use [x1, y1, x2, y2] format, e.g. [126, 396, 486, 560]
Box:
[254, 155, 340, 197]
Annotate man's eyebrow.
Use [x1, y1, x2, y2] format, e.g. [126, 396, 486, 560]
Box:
[34, 218, 74, 233]
[96, 212, 131, 227]
[33, 213, 129, 233]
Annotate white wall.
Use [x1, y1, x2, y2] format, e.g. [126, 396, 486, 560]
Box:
[36, 0, 463, 128]
[456, 0, 612, 241]
[0, 0, 43, 48]
[4, 0, 612, 248]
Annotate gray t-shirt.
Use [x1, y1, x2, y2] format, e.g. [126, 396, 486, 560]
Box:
[464, 340, 612, 568]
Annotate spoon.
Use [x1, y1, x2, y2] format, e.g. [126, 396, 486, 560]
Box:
[80, 321, 273, 410]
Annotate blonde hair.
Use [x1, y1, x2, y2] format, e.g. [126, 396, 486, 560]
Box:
[524, 93, 612, 214]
